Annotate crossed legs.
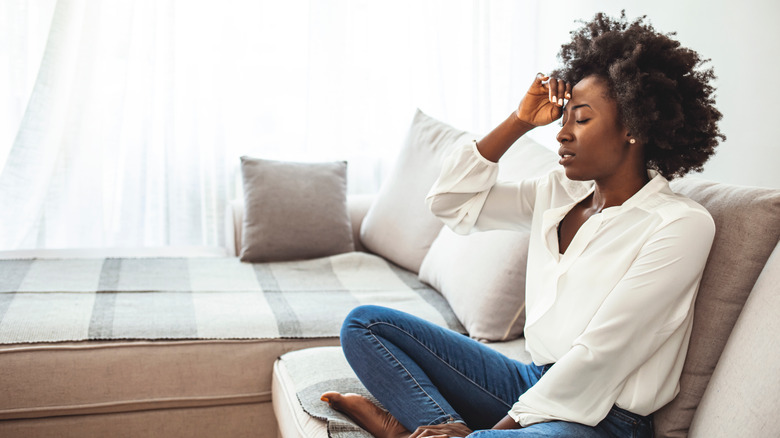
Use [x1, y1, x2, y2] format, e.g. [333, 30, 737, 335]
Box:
[321, 305, 542, 435]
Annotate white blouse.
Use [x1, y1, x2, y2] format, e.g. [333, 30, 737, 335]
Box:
[426, 141, 715, 427]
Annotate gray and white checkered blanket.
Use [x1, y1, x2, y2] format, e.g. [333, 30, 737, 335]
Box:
[282, 347, 376, 438]
[0, 252, 464, 344]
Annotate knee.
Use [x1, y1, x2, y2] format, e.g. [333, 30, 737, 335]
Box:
[341, 305, 384, 337]
[340, 305, 385, 357]
[340, 304, 404, 347]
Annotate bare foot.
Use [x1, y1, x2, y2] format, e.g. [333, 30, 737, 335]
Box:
[321, 392, 410, 438]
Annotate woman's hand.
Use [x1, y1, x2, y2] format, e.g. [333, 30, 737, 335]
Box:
[475, 73, 573, 163]
[408, 422, 473, 438]
[515, 74, 572, 127]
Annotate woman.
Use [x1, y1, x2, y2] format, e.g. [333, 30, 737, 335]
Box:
[322, 12, 724, 438]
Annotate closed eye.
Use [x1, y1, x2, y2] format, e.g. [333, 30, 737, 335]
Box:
[576, 119, 591, 125]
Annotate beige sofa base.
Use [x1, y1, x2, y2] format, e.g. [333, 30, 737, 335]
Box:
[0, 402, 274, 438]
[0, 337, 341, 438]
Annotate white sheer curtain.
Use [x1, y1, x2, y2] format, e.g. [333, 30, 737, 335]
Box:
[0, 0, 541, 250]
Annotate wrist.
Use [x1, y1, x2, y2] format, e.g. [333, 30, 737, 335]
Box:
[511, 111, 536, 134]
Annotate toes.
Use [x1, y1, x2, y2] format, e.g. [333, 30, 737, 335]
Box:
[321, 391, 342, 405]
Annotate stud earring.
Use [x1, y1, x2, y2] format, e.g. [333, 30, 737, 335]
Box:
[629, 138, 636, 144]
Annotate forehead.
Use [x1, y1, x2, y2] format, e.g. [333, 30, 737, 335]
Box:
[570, 75, 612, 107]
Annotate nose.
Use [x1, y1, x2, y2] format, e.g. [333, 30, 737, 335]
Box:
[556, 122, 573, 144]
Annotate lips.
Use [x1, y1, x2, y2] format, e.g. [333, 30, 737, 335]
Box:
[558, 147, 575, 166]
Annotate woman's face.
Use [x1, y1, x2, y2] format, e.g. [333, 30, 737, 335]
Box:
[556, 75, 634, 182]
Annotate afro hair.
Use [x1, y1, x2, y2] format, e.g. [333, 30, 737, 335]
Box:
[551, 11, 725, 179]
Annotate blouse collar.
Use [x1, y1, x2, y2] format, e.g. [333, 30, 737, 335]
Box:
[558, 169, 669, 218]
[599, 170, 668, 219]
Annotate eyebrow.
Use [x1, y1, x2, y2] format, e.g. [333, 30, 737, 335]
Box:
[564, 103, 592, 112]
[562, 103, 592, 120]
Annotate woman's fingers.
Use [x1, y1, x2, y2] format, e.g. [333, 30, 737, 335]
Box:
[409, 423, 473, 438]
[556, 79, 567, 106]
[548, 78, 559, 105]
[547, 78, 570, 107]
[517, 73, 573, 126]
[531, 73, 549, 95]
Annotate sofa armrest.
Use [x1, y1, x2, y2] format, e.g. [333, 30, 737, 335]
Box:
[346, 194, 374, 253]
[225, 194, 377, 257]
[225, 199, 245, 258]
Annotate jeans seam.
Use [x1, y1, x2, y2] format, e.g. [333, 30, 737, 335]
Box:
[366, 321, 514, 410]
[368, 331, 452, 422]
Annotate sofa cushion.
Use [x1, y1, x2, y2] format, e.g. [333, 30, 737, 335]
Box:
[273, 340, 531, 438]
[688, 242, 780, 437]
[274, 347, 369, 438]
[418, 135, 558, 342]
[240, 157, 354, 262]
[654, 179, 780, 437]
[419, 227, 530, 342]
[359, 109, 474, 273]
[273, 355, 331, 438]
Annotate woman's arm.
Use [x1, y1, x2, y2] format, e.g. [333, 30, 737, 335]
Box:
[477, 74, 571, 163]
[492, 415, 522, 430]
[476, 113, 535, 163]
[425, 74, 571, 234]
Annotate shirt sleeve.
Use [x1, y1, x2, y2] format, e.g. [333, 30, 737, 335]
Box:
[509, 210, 716, 427]
[425, 141, 538, 234]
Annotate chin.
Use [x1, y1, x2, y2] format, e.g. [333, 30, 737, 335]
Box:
[562, 166, 590, 181]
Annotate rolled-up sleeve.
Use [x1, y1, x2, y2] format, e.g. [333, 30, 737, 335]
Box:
[509, 211, 716, 427]
[426, 141, 537, 234]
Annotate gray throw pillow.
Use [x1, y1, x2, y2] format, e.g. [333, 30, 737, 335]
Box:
[239, 157, 354, 262]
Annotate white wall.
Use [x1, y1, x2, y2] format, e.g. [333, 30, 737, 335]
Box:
[523, 0, 780, 188]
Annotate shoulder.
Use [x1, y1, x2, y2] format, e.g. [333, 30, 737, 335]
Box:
[644, 182, 716, 239]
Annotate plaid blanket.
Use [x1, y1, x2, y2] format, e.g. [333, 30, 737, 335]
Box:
[282, 347, 375, 438]
[0, 252, 464, 344]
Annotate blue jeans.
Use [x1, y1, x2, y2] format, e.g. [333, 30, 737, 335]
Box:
[340, 305, 653, 437]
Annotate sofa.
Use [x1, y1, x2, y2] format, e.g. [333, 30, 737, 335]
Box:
[0, 110, 778, 438]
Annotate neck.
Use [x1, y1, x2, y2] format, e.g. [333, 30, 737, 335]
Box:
[591, 169, 650, 211]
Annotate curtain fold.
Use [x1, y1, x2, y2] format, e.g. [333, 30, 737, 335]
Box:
[0, 0, 84, 248]
[0, 0, 541, 250]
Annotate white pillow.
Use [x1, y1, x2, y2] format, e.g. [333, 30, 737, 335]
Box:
[419, 226, 530, 341]
[418, 132, 559, 341]
[359, 109, 474, 273]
